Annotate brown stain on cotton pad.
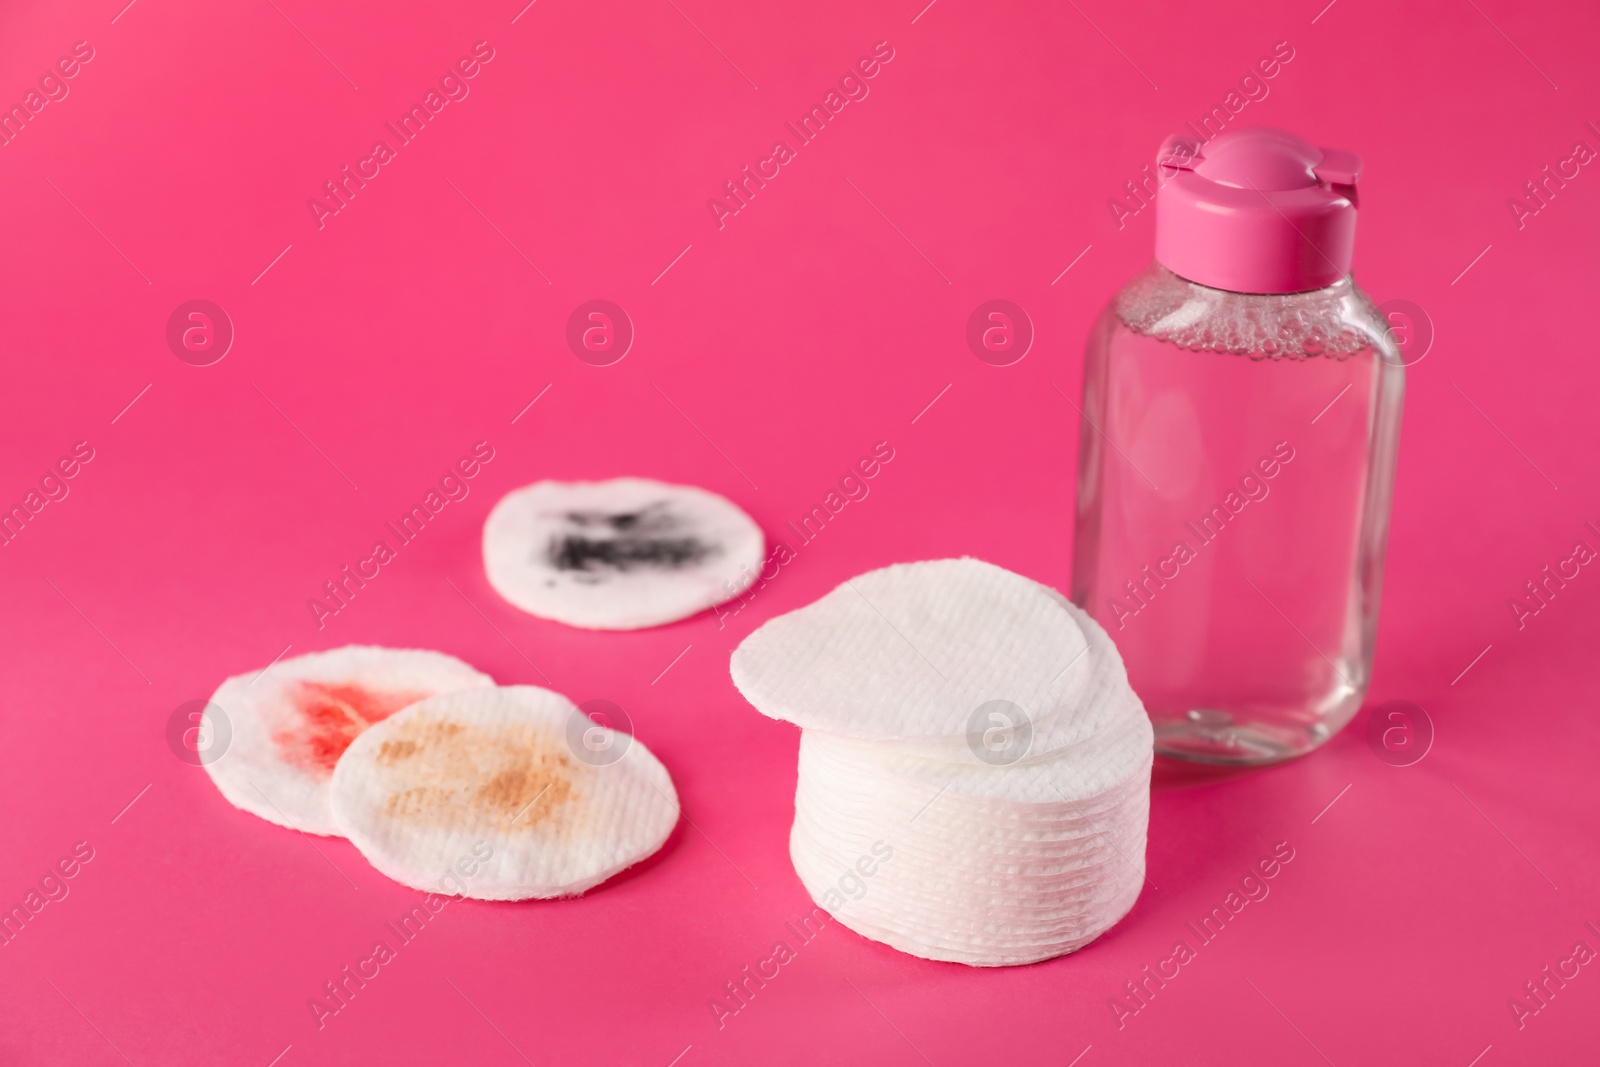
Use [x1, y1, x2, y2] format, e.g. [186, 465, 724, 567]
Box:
[376, 713, 577, 832]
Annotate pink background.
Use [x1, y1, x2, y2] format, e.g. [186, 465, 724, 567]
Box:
[2, 0, 1597, 1063]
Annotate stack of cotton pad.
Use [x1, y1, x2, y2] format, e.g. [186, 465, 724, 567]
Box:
[483, 477, 764, 629]
[731, 558, 1153, 967]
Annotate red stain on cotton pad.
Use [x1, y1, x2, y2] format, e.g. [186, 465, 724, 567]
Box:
[274, 682, 429, 775]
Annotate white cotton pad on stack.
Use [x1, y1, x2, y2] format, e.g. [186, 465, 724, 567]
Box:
[482, 478, 764, 629]
[330, 686, 680, 899]
[203, 646, 494, 836]
[730, 558, 1153, 967]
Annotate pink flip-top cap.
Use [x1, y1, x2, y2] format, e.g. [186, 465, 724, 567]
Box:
[1154, 126, 1361, 294]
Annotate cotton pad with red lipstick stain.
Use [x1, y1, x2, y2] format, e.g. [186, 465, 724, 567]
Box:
[202, 646, 493, 836]
[482, 477, 764, 630]
[329, 686, 679, 899]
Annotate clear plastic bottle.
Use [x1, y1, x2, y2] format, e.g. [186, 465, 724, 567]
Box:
[1070, 127, 1404, 764]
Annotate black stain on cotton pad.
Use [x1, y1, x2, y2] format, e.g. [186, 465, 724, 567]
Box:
[543, 501, 720, 583]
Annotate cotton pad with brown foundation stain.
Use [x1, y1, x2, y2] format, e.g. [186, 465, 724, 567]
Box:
[202, 646, 493, 836]
[330, 686, 680, 900]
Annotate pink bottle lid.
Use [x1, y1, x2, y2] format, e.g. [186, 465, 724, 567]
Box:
[1153, 126, 1361, 294]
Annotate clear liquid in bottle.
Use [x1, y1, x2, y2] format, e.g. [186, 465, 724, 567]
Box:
[1072, 264, 1403, 763]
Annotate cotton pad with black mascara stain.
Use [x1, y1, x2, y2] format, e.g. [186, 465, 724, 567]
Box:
[482, 478, 764, 629]
[201, 646, 494, 836]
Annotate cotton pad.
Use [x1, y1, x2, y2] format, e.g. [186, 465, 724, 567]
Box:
[730, 558, 1131, 755]
[482, 477, 764, 630]
[731, 557, 1153, 967]
[329, 686, 679, 899]
[789, 730, 1150, 965]
[202, 646, 493, 836]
